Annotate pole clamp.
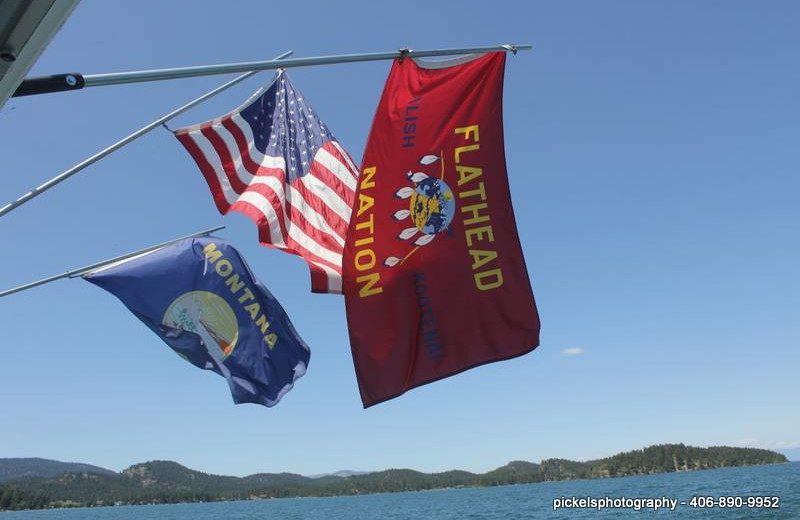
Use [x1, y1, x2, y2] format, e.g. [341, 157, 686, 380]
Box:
[501, 44, 518, 55]
[13, 73, 85, 97]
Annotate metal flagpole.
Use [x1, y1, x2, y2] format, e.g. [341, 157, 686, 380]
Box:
[13, 44, 531, 95]
[0, 50, 293, 219]
[0, 225, 225, 298]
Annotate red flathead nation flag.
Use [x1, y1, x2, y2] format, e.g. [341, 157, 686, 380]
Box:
[343, 52, 540, 407]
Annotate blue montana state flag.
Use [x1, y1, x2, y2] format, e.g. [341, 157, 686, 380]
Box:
[84, 237, 310, 407]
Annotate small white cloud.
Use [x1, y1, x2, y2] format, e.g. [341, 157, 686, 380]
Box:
[561, 347, 585, 356]
[734, 438, 759, 447]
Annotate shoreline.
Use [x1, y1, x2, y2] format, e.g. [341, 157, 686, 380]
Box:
[2, 459, 792, 513]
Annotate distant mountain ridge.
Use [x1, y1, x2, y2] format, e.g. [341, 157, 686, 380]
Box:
[307, 470, 371, 479]
[0, 458, 115, 483]
[0, 445, 788, 512]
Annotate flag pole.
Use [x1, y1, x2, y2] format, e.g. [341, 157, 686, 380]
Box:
[0, 50, 293, 219]
[0, 225, 225, 298]
[13, 44, 531, 95]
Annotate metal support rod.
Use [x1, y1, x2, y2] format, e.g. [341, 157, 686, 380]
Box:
[0, 225, 225, 298]
[17, 44, 531, 92]
[0, 50, 292, 219]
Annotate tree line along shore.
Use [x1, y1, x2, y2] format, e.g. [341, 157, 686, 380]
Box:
[0, 444, 787, 511]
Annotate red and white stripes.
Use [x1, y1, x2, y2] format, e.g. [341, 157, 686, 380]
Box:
[175, 112, 358, 294]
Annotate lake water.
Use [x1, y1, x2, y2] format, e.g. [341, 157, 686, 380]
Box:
[3, 462, 798, 519]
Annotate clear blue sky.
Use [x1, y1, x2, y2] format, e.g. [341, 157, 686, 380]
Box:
[1, 0, 798, 476]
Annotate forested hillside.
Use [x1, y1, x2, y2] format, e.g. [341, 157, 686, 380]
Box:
[0, 458, 114, 483]
[0, 445, 786, 511]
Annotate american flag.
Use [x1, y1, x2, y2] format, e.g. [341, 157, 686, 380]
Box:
[175, 72, 359, 293]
